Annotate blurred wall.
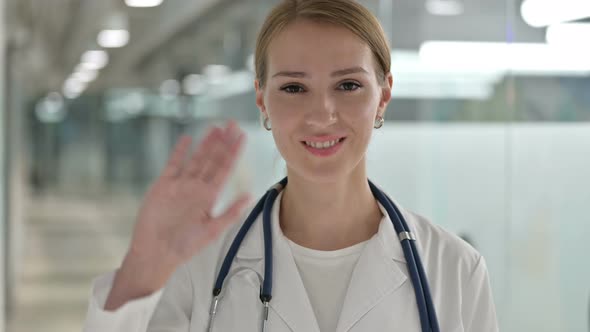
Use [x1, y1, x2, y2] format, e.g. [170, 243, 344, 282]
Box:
[1, 0, 6, 329]
[4, 34, 28, 319]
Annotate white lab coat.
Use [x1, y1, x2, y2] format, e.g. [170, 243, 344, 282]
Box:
[83, 191, 499, 332]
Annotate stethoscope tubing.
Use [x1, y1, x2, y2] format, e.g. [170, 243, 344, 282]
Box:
[209, 177, 440, 332]
[369, 180, 440, 332]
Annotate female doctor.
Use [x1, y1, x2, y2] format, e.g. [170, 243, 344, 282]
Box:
[83, 0, 499, 331]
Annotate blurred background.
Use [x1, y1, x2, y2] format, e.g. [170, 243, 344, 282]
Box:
[0, 0, 589, 331]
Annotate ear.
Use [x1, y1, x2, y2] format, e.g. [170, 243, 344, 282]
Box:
[377, 72, 393, 117]
[254, 79, 267, 117]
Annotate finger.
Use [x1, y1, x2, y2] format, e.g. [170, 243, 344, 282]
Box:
[201, 120, 245, 185]
[188, 121, 242, 182]
[184, 127, 224, 177]
[208, 131, 246, 188]
[205, 193, 252, 238]
[162, 135, 192, 178]
[223, 119, 239, 141]
[198, 142, 228, 183]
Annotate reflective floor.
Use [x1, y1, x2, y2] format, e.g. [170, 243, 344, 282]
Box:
[7, 193, 140, 332]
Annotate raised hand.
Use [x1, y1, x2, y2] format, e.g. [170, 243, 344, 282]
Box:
[105, 120, 251, 310]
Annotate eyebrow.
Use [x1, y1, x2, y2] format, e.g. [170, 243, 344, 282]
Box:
[271, 66, 369, 79]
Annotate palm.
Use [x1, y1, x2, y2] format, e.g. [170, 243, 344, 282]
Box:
[128, 121, 250, 267]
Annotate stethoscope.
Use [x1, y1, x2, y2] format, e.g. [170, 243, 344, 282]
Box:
[207, 177, 440, 332]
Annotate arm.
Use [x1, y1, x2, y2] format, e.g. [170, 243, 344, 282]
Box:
[83, 122, 248, 332]
[82, 264, 192, 332]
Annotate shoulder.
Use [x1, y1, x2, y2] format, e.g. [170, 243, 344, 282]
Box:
[403, 208, 483, 277]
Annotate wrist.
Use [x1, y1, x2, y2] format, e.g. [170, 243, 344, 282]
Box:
[103, 253, 174, 311]
[119, 252, 175, 293]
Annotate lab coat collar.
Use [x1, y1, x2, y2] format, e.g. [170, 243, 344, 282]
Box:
[337, 190, 414, 331]
[235, 187, 419, 263]
[234, 188, 416, 332]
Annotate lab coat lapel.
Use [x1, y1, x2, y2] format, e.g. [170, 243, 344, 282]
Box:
[236, 191, 321, 332]
[269, 226, 321, 331]
[335, 201, 410, 332]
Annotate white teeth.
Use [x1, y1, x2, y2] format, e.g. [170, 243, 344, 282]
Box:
[304, 139, 342, 149]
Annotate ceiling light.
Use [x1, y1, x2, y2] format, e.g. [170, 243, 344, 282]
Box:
[63, 78, 87, 99]
[546, 23, 590, 50]
[419, 41, 590, 75]
[97, 29, 129, 48]
[71, 69, 98, 83]
[124, 0, 164, 8]
[425, 0, 464, 16]
[80, 50, 109, 70]
[203, 65, 231, 85]
[390, 50, 497, 99]
[182, 74, 207, 95]
[521, 0, 590, 27]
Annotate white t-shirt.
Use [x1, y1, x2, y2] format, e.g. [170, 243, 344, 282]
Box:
[286, 237, 369, 332]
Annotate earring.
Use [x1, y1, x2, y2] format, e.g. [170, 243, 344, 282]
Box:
[374, 115, 384, 129]
[263, 116, 272, 131]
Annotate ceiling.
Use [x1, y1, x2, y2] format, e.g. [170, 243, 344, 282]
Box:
[5, 0, 550, 98]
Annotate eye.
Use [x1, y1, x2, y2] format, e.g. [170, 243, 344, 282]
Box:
[338, 81, 361, 91]
[280, 84, 306, 94]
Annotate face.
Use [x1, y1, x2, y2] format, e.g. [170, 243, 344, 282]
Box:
[255, 19, 392, 183]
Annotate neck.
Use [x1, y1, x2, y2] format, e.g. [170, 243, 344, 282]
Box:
[279, 162, 383, 251]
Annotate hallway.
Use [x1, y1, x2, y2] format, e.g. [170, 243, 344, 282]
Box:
[7, 194, 140, 332]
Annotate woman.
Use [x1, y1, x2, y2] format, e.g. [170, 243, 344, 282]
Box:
[83, 0, 499, 331]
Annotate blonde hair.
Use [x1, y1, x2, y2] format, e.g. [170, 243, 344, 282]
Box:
[254, 0, 391, 88]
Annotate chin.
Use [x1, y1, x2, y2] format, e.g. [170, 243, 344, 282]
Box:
[287, 159, 358, 185]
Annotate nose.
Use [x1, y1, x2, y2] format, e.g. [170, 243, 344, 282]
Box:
[305, 92, 337, 128]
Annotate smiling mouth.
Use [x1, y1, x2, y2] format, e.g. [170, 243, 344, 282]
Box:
[301, 137, 346, 149]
